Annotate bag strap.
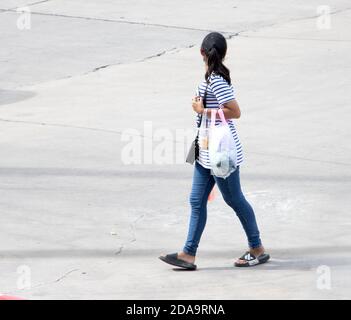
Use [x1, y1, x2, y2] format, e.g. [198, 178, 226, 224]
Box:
[197, 80, 210, 128]
[217, 108, 227, 124]
[210, 108, 217, 128]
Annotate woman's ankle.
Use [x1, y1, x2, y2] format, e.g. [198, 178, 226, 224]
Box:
[250, 245, 265, 255]
[179, 251, 196, 262]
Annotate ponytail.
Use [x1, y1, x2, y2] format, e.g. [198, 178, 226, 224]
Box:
[205, 47, 231, 85]
[201, 32, 231, 85]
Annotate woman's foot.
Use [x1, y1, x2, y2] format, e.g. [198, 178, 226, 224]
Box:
[235, 246, 267, 266]
[177, 251, 196, 264]
[159, 251, 197, 270]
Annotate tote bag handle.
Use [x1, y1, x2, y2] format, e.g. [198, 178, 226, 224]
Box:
[210, 108, 227, 128]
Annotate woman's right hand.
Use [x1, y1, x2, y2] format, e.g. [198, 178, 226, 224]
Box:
[192, 96, 204, 114]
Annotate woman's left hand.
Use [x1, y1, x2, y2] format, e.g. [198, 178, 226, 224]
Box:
[192, 96, 204, 114]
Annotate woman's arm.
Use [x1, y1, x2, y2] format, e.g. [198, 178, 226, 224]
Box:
[192, 97, 241, 119]
[218, 100, 241, 119]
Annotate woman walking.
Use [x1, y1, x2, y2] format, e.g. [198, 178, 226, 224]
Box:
[159, 32, 270, 270]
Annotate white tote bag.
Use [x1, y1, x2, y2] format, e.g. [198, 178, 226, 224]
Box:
[208, 108, 238, 179]
[198, 107, 209, 151]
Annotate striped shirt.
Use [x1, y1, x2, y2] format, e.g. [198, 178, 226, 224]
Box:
[196, 72, 243, 169]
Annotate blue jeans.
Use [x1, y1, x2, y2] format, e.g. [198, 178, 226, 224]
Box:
[183, 161, 262, 256]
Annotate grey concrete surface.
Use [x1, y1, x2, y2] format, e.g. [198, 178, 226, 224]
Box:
[0, 1, 351, 299]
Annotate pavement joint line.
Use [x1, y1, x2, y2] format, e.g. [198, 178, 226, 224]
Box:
[253, 6, 351, 30]
[0, 116, 193, 143]
[1, 5, 350, 35]
[0, 0, 52, 12]
[27, 0, 52, 7]
[289, 6, 351, 22]
[23, 0, 52, 9]
[250, 151, 351, 167]
[6, 4, 349, 34]
[238, 34, 351, 43]
[0, 117, 349, 168]
[0, 117, 185, 142]
[234, 6, 351, 41]
[0, 8, 225, 33]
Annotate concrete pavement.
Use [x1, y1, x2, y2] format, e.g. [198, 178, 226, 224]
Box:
[0, 0, 351, 299]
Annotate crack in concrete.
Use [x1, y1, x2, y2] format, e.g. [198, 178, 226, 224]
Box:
[51, 268, 80, 283]
[137, 44, 194, 62]
[2, 268, 79, 296]
[25, 268, 80, 292]
[115, 246, 124, 255]
[85, 35, 234, 76]
[83, 44, 196, 77]
[4, 5, 347, 88]
[30, 268, 80, 289]
[130, 214, 145, 243]
[114, 214, 145, 256]
[139, 49, 168, 61]
[1, 6, 350, 168]
[91, 64, 113, 72]
[9, 5, 350, 90]
[86, 48, 176, 76]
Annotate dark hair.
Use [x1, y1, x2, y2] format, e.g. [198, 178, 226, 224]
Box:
[201, 32, 231, 84]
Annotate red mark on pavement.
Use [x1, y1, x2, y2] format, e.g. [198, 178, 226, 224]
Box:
[208, 186, 216, 201]
[0, 295, 25, 300]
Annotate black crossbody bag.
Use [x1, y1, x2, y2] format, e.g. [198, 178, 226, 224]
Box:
[185, 82, 209, 164]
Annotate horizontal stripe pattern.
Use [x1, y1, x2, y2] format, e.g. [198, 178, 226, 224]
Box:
[196, 72, 243, 169]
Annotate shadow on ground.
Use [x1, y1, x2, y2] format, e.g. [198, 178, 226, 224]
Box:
[0, 89, 36, 106]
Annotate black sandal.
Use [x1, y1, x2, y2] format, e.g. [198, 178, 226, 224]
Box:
[159, 253, 197, 270]
[234, 251, 270, 267]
